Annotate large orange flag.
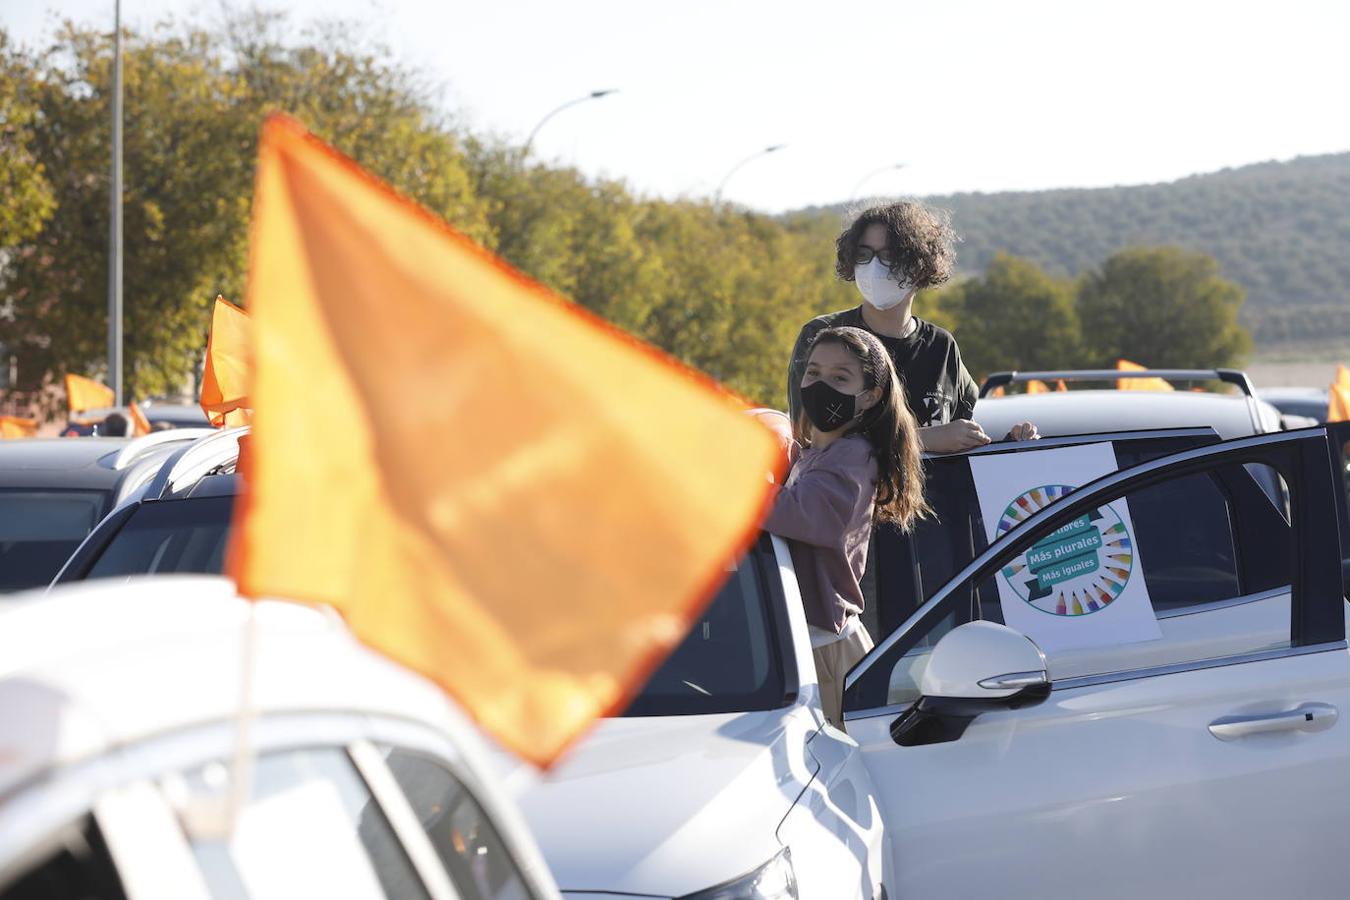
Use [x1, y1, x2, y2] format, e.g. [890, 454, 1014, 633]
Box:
[1329, 364, 1350, 422]
[0, 416, 38, 439]
[229, 116, 782, 766]
[65, 374, 114, 415]
[1116, 359, 1174, 392]
[201, 296, 252, 427]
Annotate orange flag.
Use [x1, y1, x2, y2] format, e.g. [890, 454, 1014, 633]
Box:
[1025, 379, 1051, 394]
[65, 373, 114, 415]
[0, 416, 38, 439]
[229, 116, 782, 766]
[1116, 359, 1174, 392]
[128, 402, 152, 436]
[1055, 379, 1068, 392]
[1329, 364, 1350, 423]
[201, 296, 252, 427]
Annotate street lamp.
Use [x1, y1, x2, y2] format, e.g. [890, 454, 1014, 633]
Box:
[522, 90, 618, 158]
[849, 163, 907, 204]
[108, 0, 124, 405]
[713, 144, 786, 207]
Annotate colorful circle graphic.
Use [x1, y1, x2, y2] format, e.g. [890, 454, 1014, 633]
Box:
[995, 485, 1134, 617]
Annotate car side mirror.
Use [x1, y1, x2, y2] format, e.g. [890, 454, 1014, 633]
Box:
[892, 621, 1050, 748]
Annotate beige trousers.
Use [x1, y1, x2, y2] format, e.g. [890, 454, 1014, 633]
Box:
[812, 621, 875, 728]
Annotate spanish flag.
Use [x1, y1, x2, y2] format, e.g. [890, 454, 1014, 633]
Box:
[201, 296, 251, 427]
[230, 116, 782, 766]
[65, 374, 114, 415]
[1116, 359, 1174, 392]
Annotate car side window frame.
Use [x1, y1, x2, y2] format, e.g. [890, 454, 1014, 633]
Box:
[844, 429, 1347, 717]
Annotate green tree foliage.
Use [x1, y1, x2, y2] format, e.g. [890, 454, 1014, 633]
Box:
[0, 34, 56, 248]
[941, 253, 1080, 377]
[1076, 246, 1251, 368]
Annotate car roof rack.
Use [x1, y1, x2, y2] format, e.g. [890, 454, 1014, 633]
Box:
[979, 369, 1256, 399]
[143, 426, 249, 500]
[110, 428, 217, 470]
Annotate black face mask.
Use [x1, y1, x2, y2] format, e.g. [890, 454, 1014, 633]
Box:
[801, 380, 861, 432]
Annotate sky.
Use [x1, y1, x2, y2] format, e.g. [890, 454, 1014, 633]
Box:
[7, 0, 1350, 212]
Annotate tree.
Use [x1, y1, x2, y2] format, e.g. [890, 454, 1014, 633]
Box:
[1076, 246, 1251, 368]
[942, 253, 1080, 377]
[0, 33, 56, 249]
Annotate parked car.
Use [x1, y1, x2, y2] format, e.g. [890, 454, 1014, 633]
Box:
[975, 368, 1283, 439]
[1260, 386, 1330, 424]
[52, 428, 244, 585]
[0, 575, 562, 900]
[0, 430, 211, 593]
[514, 424, 1350, 899]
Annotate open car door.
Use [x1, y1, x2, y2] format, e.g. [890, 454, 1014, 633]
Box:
[846, 425, 1350, 899]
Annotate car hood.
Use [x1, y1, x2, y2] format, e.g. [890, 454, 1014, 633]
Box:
[516, 709, 809, 897]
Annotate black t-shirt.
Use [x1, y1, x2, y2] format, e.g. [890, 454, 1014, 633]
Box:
[787, 307, 978, 428]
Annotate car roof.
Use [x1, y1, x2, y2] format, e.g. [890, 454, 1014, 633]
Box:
[0, 576, 470, 799]
[0, 432, 215, 496]
[974, 390, 1267, 440]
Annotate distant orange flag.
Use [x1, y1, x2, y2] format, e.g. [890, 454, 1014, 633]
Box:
[1025, 379, 1051, 394]
[128, 402, 152, 436]
[229, 116, 783, 766]
[1329, 364, 1350, 422]
[200, 296, 252, 427]
[0, 416, 38, 439]
[1056, 379, 1068, 392]
[65, 374, 114, 415]
[1117, 359, 1174, 392]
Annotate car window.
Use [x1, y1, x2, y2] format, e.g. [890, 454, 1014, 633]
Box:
[0, 490, 107, 592]
[174, 748, 429, 900]
[623, 547, 786, 716]
[85, 496, 233, 580]
[0, 817, 125, 900]
[382, 748, 532, 900]
[872, 460, 1294, 708]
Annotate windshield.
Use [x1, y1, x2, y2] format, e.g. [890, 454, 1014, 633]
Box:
[86, 495, 234, 579]
[623, 546, 787, 717]
[0, 490, 108, 592]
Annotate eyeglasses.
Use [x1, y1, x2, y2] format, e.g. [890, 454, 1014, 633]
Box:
[854, 246, 896, 266]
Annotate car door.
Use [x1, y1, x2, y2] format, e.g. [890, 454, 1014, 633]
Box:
[844, 426, 1350, 900]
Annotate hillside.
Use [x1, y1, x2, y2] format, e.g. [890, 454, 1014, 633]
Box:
[797, 153, 1350, 347]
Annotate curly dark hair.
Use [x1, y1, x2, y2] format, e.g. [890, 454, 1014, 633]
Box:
[834, 200, 957, 288]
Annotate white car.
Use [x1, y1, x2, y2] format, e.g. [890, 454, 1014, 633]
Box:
[0, 576, 562, 900]
[516, 423, 1350, 899]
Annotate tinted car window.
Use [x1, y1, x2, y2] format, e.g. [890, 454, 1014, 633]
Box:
[0, 491, 106, 592]
[383, 749, 531, 900]
[0, 817, 125, 900]
[86, 496, 233, 579]
[624, 549, 786, 716]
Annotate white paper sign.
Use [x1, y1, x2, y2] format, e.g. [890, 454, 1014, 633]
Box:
[968, 443, 1161, 653]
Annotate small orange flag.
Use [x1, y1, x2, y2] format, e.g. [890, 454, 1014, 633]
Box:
[1056, 379, 1068, 392]
[128, 402, 152, 436]
[1025, 379, 1051, 394]
[65, 373, 114, 415]
[200, 296, 252, 427]
[0, 416, 38, 439]
[1117, 359, 1174, 392]
[1329, 364, 1350, 423]
[229, 116, 782, 766]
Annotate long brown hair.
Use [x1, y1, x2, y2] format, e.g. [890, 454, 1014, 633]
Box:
[803, 326, 930, 530]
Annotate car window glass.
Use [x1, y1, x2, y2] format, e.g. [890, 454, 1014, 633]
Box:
[0, 491, 105, 592]
[0, 818, 126, 900]
[86, 496, 233, 580]
[623, 550, 785, 716]
[879, 462, 1293, 707]
[382, 748, 531, 900]
[173, 749, 429, 900]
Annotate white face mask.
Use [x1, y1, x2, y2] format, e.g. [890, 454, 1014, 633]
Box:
[854, 258, 912, 310]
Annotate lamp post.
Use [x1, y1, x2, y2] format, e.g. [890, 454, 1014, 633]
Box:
[521, 90, 618, 159]
[713, 144, 786, 207]
[108, 0, 124, 405]
[849, 163, 906, 204]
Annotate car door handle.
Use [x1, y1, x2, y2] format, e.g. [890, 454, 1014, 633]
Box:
[1208, 703, 1338, 741]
